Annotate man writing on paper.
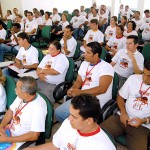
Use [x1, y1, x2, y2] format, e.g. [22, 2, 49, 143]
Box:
[3, 32, 39, 78]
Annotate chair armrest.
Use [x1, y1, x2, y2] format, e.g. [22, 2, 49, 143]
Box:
[18, 141, 36, 150]
[53, 81, 72, 103]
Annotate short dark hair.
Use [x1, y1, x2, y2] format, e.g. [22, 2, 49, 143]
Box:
[144, 9, 150, 13]
[19, 76, 37, 95]
[0, 20, 4, 26]
[16, 14, 22, 18]
[144, 60, 150, 71]
[71, 94, 101, 122]
[87, 42, 102, 58]
[117, 24, 124, 32]
[27, 11, 33, 16]
[40, 9, 44, 16]
[90, 19, 99, 24]
[7, 10, 12, 14]
[127, 35, 139, 44]
[13, 23, 21, 29]
[17, 32, 30, 43]
[127, 20, 136, 30]
[135, 11, 140, 15]
[112, 16, 118, 22]
[66, 25, 74, 32]
[51, 40, 61, 50]
[74, 9, 79, 13]
[45, 11, 50, 18]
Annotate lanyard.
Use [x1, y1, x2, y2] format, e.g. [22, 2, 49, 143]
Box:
[139, 81, 150, 98]
[82, 60, 101, 87]
[9, 94, 36, 129]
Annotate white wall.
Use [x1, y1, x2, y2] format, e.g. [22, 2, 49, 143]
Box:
[1, 0, 22, 16]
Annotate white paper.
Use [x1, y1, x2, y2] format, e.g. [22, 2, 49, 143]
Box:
[0, 61, 15, 68]
[8, 65, 28, 74]
[18, 70, 39, 79]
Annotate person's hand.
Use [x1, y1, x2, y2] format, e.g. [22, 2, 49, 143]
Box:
[14, 63, 23, 69]
[38, 73, 46, 81]
[0, 129, 7, 142]
[128, 117, 144, 128]
[63, 35, 67, 42]
[79, 24, 83, 28]
[120, 114, 130, 127]
[56, 31, 62, 35]
[0, 125, 5, 135]
[67, 88, 82, 97]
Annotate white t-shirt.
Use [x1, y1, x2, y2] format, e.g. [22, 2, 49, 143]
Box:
[122, 9, 134, 19]
[105, 26, 116, 41]
[70, 15, 87, 29]
[119, 74, 150, 129]
[16, 45, 39, 65]
[140, 23, 150, 41]
[10, 31, 21, 45]
[0, 84, 6, 119]
[78, 60, 114, 107]
[99, 13, 108, 23]
[80, 11, 87, 17]
[38, 53, 69, 85]
[60, 36, 77, 57]
[132, 18, 144, 31]
[34, 17, 43, 25]
[9, 93, 47, 149]
[84, 29, 104, 44]
[88, 14, 99, 23]
[53, 119, 116, 150]
[42, 18, 52, 26]
[25, 19, 38, 33]
[51, 14, 61, 23]
[143, 16, 150, 23]
[123, 30, 138, 37]
[0, 28, 6, 40]
[112, 49, 144, 78]
[6, 15, 13, 20]
[107, 35, 127, 53]
[58, 21, 69, 30]
[19, 21, 24, 31]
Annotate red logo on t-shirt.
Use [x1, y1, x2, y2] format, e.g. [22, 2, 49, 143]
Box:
[67, 143, 77, 150]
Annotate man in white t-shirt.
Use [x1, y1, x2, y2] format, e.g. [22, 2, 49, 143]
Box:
[12, 8, 18, 22]
[121, 5, 134, 20]
[24, 94, 116, 150]
[88, 9, 99, 23]
[81, 19, 104, 52]
[143, 9, 150, 23]
[55, 41, 114, 122]
[101, 60, 150, 150]
[80, 6, 87, 17]
[0, 23, 21, 62]
[0, 76, 47, 150]
[111, 35, 144, 89]
[50, 8, 61, 25]
[37, 41, 69, 104]
[0, 20, 6, 44]
[2, 32, 39, 77]
[60, 25, 77, 57]
[25, 11, 38, 35]
[34, 11, 43, 25]
[70, 9, 88, 39]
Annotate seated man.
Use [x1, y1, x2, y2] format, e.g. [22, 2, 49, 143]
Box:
[50, 8, 61, 25]
[0, 23, 21, 62]
[81, 19, 104, 52]
[37, 41, 69, 105]
[25, 11, 38, 35]
[70, 9, 88, 40]
[111, 35, 144, 89]
[0, 76, 47, 150]
[0, 20, 6, 44]
[3, 32, 39, 77]
[24, 94, 116, 150]
[55, 42, 114, 122]
[34, 11, 43, 26]
[100, 60, 150, 150]
[15, 14, 25, 31]
[143, 9, 150, 24]
[60, 25, 77, 57]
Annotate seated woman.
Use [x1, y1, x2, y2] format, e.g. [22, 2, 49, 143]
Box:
[123, 20, 138, 37]
[105, 16, 117, 42]
[105, 25, 127, 62]
[0, 69, 6, 120]
[50, 13, 69, 42]
[119, 15, 127, 30]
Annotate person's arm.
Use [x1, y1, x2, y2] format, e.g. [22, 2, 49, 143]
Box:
[116, 94, 129, 127]
[39, 68, 60, 75]
[79, 21, 88, 28]
[127, 51, 142, 74]
[14, 57, 23, 69]
[23, 63, 38, 69]
[63, 37, 70, 55]
[24, 142, 59, 150]
[105, 44, 116, 53]
[110, 62, 116, 66]
[83, 40, 87, 48]
[26, 28, 36, 35]
[0, 131, 40, 143]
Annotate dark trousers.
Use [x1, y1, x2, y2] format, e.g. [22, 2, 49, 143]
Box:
[100, 115, 150, 150]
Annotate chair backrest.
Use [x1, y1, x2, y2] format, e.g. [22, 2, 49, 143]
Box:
[5, 76, 17, 109]
[37, 48, 44, 63]
[65, 58, 75, 83]
[63, 10, 69, 14]
[37, 92, 53, 139]
[41, 26, 51, 40]
[67, 14, 72, 22]
[73, 42, 81, 60]
[101, 47, 107, 61]
[85, 8, 90, 14]
[7, 20, 12, 30]
[141, 44, 150, 62]
[112, 73, 119, 100]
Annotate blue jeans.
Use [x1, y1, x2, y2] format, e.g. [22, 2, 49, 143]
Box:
[0, 44, 19, 62]
[73, 28, 84, 40]
[55, 99, 71, 122]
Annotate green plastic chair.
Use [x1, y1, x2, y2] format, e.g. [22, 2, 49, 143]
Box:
[73, 42, 81, 60]
[63, 10, 69, 14]
[37, 48, 44, 63]
[141, 43, 150, 62]
[85, 8, 90, 14]
[32, 26, 51, 48]
[53, 58, 75, 102]
[67, 14, 72, 22]
[101, 47, 107, 61]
